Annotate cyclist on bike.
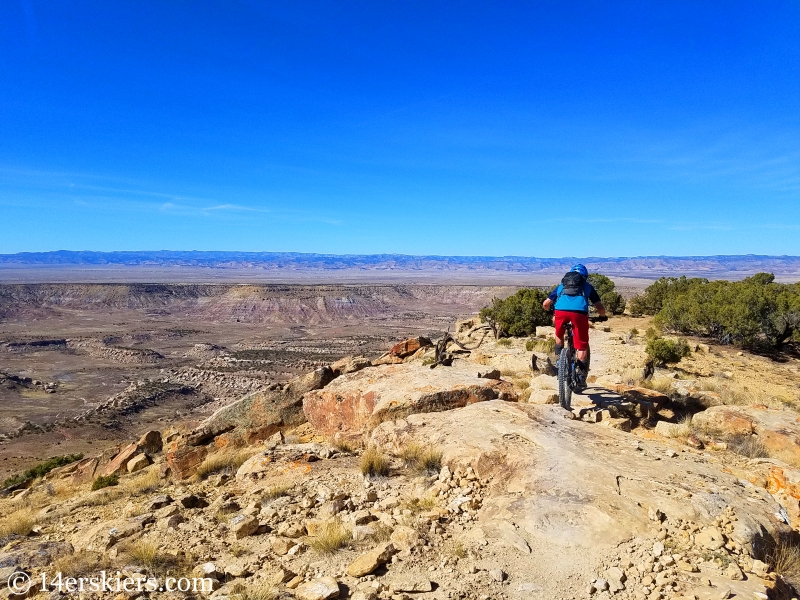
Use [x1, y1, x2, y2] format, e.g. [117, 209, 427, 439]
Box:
[541, 264, 607, 387]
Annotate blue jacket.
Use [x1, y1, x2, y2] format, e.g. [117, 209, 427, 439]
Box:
[548, 282, 601, 314]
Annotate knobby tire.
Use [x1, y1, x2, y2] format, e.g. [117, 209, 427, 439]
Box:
[557, 348, 572, 410]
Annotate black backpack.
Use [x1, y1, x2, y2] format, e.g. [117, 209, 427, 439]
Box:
[560, 271, 586, 297]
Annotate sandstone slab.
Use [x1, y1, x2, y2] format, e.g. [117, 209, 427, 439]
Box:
[101, 442, 140, 476]
[303, 362, 511, 437]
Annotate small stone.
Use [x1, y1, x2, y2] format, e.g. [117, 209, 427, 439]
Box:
[726, 562, 744, 580]
[286, 575, 304, 589]
[127, 453, 150, 473]
[652, 542, 664, 557]
[750, 559, 770, 578]
[147, 494, 173, 510]
[695, 527, 725, 550]
[607, 567, 626, 592]
[489, 569, 505, 582]
[717, 588, 731, 600]
[346, 543, 396, 577]
[231, 515, 259, 539]
[270, 536, 294, 555]
[676, 561, 698, 573]
[593, 579, 609, 592]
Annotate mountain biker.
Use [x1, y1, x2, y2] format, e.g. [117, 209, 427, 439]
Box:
[541, 264, 607, 387]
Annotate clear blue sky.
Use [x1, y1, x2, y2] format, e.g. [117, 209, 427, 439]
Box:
[1, 1, 799, 256]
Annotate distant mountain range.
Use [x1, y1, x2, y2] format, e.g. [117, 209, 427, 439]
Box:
[1, 251, 799, 279]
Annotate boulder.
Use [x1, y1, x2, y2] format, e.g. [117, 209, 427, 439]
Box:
[231, 515, 260, 539]
[166, 445, 208, 480]
[72, 516, 150, 552]
[390, 337, 432, 358]
[100, 442, 141, 476]
[390, 525, 421, 552]
[694, 405, 800, 465]
[127, 453, 150, 473]
[137, 430, 163, 454]
[346, 542, 396, 577]
[69, 457, 99, 484]
[692, 406, 755, 437]
[526, 390, 559, 405]
[303, 363, 509, 437]
[294, 577, 340, 600]
[331, 356, 372, 376]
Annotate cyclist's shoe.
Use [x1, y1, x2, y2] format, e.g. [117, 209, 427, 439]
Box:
[575, 360, 589, 389]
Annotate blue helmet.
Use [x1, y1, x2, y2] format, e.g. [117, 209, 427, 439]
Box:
[571, 264, 588, 277]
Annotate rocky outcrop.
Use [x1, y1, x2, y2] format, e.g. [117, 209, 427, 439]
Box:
[370, 400, 792, 551]
[188, 367, 336, 447]
[303, 363, 515, 438]
[693, 405, 800, 464]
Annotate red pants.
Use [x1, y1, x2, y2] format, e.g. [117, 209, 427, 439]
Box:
[554, 310, 590, 350]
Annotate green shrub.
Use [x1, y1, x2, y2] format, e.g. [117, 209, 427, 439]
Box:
[587, 273, 626, 315]
[91, 474, 119, 491]
[2, 454, 84, 488]
[645, 336, 691, 367]
[479, 288, 552, 338]
[629, 273, 800, 350]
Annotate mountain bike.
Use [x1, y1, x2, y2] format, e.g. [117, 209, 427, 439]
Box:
[556, 315, 606, 410]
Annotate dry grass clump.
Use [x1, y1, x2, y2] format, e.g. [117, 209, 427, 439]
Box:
[0, 507, 37, 540]
[361, 446, 390, 477]
[120, 538, 188, 576]
[512, 377, 531, 390]
[308, 518, 351, 554]
[332, 438, 358, 454]
[195, 448, 259, 481]
[399, 443, 443, 474]
[262, 483, 292, 501]
[229, 580, 277, 600]
[400, 493, 438, 515]
[769, 538, 800, 588]
[526, 338, 556, 353]
[52, 551, 111, 578]
[496, 338, 513, 347]
[639, 376, 674, 395]
[662, 415, 693, 439]
[449, 540, 468, 559]
[122, 468, 162, 496]
[76, 486, 123, 507]
[727, 434, 769, 459]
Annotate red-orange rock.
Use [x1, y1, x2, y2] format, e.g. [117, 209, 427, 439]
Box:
[101, 442, 140, 476]
[166, 445, 208, 480]
[390, 337, 432, 358]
